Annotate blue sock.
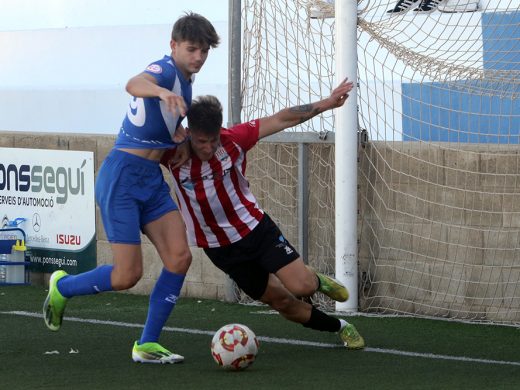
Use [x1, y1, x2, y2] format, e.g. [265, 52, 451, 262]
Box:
[139, 269, 185, 345]
[57, 265, 113, 298]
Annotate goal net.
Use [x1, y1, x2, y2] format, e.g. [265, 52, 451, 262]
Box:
[240, 0, 520, 325]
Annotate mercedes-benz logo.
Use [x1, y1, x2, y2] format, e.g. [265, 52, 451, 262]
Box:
[32, 213, 41, 232]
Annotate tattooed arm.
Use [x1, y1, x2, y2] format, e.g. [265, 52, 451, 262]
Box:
[257, 78, 354, 139]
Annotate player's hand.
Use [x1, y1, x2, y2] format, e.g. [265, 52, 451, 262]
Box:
[159, 89, 188, 117]
[172, 124, 187, 143]
[170, 141, 191, 169]
[328, 77, 354, 109]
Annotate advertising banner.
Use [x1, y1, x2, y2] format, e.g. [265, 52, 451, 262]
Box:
[0, 147, 96, 274]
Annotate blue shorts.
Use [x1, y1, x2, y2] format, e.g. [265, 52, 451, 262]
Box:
[95, 149, 178, 244]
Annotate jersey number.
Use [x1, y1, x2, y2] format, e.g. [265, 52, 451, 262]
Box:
[127, 97, 146, 127]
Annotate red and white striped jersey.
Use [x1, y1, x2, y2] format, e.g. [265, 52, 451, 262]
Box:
[166, 119, 264, 248]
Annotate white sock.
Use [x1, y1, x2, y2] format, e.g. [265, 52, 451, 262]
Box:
[339, 319, 348, 332]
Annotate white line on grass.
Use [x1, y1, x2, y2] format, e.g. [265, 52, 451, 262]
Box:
[3, 310, 520, 367]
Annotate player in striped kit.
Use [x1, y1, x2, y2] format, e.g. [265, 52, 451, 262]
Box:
[43, 12, 220, 363]
[162, 78, 365, 349]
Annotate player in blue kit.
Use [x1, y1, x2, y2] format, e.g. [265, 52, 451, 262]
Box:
[43, 12, 220, 364]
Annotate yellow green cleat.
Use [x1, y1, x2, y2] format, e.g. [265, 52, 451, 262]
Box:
[43, 270, 69, 331]
[340, 323, 365, 350]
[314, 270, 349, 302]
[132, 341, 184, 364]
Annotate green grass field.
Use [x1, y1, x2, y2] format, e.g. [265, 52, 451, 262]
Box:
[1, 285, 519, 389]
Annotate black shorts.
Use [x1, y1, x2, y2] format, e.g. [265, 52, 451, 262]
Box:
[203, 213, 300, 300]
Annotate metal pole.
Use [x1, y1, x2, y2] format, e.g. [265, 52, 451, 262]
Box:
[224, 0, 242, 302]
[335, 0, 358, 312]
[227, 0, 242, 127]
[297, 143, 309, 264]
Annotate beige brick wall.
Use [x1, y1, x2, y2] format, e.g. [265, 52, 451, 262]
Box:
[357, 141, 520, 322]
[3, 132, 519, 323]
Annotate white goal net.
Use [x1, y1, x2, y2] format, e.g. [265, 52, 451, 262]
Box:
[241, 0, 520, 325]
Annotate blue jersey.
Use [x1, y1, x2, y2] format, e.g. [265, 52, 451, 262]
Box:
[114, 55, 193, 149]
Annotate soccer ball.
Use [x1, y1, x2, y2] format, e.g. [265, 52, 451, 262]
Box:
[210, 323, 259, 370]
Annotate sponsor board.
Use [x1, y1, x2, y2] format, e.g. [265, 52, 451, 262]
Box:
[0, 147, 96, 273]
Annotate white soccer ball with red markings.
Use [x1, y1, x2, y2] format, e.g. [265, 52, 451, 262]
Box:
[211, 323, 259, 370]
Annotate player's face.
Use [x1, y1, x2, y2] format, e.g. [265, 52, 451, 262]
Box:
[189, 130, 220, 161]
[171, 40, 210, 79]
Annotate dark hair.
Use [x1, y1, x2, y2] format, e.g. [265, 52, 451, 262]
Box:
[171, 12, 220, 48]
[187, 95, 223, 135]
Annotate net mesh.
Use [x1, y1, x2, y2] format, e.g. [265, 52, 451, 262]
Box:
[241, 0, 520, 325]
[240, 0, 337, 307]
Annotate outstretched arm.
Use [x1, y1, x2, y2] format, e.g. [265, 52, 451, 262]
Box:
[258, 78, 354, 139]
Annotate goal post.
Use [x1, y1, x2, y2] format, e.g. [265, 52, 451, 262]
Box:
[335, 0, 360, 312]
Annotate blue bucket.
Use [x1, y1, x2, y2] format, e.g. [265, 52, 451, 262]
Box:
[0, 240, 16, 255]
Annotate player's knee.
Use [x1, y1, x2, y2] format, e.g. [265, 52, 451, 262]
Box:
[293, 277, 317, 297]
[284, 274, 317, 297]
[165, 248, 192, 274]
[176, 248, 192, 273]
[267, 294, 296, 314]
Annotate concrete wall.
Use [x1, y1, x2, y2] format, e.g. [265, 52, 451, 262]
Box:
[358, 141, 520, 323]
[3, 131, 519, 323]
